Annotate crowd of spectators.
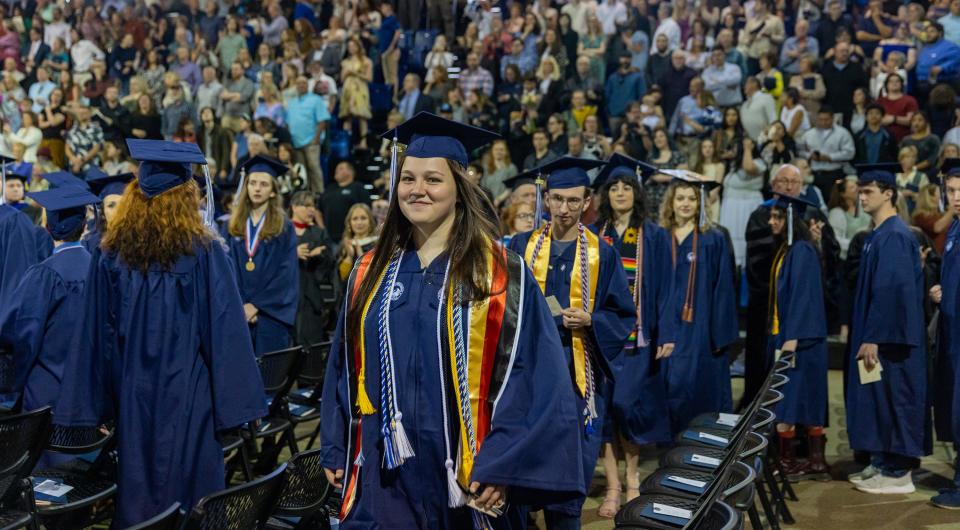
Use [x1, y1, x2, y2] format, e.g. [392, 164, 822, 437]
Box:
[4, 0, 960, 323]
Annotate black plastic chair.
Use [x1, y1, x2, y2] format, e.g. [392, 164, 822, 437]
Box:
[639, 461, 756, 506]
[615, 494, 742, 530]
[222, 430, 253, 485]
[29, 425, 118, 523]
[123, 503, 182, 530]
[0, 408, 52, 474]
[0, 454, 33, 530]
[687, 407, 776, 433]
[266, 448, 331, 529]
[182, 463, 288, 530]
[288, 342, 330, 450]
[246, 347, 304, 464]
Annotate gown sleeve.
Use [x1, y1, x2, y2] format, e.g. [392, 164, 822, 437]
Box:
[587, 242, 637, 380]
[709, 231, 739, 352]
[200, 244, 269, 430]
[320, 293, 350, 471]
[0, 212, 39, 308]
[780, 242, 827, 342]
[54, 249, 118, 426]
[470, 265, 586, 504]
[0, 265, 58, 391]
[35, 228, 53, 260]
[652, 224, 676, 345]
[250, 222, 300, 326]
[861, 231, 923, 347]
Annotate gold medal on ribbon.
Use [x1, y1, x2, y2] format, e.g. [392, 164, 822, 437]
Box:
[245, 259, 256, 272]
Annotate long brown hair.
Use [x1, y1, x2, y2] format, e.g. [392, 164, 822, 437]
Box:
[338, 203, 377, 259]
[347, 158, 505, 335]
[102, 179, 213, 271]
[659, 181, 713, 230]
[227, 172, 286, 240]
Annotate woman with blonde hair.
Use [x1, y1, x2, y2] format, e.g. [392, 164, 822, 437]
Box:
[913, 183, 952, 253]
[225, 155, 299, 355]
[480, 139, 518, 198]
[340, 37, 374, 149]
[55, 140, 267, 527]
[337, 202, 378, 281]
[658, 172, 738, 434]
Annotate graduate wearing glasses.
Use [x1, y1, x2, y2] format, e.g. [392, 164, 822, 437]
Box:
[506, 156, 636, 529]
[321, 113, 584, 529]
[55, 140, 268, 527]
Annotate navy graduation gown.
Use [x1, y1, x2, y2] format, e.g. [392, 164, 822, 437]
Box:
[845, 216, 931, 458]
[81, 228, 102, 253]
[54, 240, 269, 527]
[934, 220, 960, 443]
[768, 241, 829, 426]
[662, 228, 738, 435]
[0, 244, 91, 411]
[225, 219, 300, 355]
[507, 230, 635, 517]
[0, 204, 41, 310]
[34, 227, 53, 261]
[320, 251, 585, 529]
[592, 220, 675, 445]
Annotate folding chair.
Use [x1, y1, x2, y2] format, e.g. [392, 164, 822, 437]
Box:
[122, 503, 182, 530]
[288, 342, 330, 451]
[266, 448, 331, 529]
[181, 463, 287, 530]
[0, 455, 33, 530]
[246, 347, 303, 474]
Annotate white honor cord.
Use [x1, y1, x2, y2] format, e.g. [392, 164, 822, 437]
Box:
[435, 260, 465, 507]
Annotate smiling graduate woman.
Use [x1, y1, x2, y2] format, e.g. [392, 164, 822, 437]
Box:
[320, 112, 584, 529]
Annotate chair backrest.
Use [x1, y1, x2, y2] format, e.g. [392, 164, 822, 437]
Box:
[258, 347, 303, 396]
[182, 463, 288, 530]
[46, 425, 114, 454]
[273, 448, 330, 517]
[123, 503, 182, 530]
[0, 407, 52, 473]
[297, 342, 331, 386]
[0, 453, 29, 504]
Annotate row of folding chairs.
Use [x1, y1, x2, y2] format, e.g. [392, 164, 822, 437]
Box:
[614, 352, 799, 530]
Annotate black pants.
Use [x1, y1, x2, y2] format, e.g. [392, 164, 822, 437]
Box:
[742, 291, 770, 409]
[397, 0, 422, 29]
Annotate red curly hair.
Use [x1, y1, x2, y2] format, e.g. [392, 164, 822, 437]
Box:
[102, 179, 214, 271]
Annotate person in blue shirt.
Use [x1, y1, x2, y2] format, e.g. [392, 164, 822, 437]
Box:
[507, 156, 636, 529]
[321, 112, 585, 529]
[605, 53, 646, 137]
[845, 167, 931, 495]
[224, 155, 299, 356]
[918, 22, 960, 86]
[930, 160, 960, 508]
[0, 186, 99, 413]
[55, 139, 267, 527]
[285, 75, 331, 193]
[374, 2, 401, 97]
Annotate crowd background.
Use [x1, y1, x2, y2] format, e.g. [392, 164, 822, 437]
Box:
[4, 0, 960, 395]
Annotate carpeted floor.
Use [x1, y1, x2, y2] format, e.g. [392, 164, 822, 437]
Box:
[562, 370, 960, 530]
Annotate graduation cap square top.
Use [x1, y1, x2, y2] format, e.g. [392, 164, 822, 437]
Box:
[661, 168, 722, 192]
[941, 158, 960, 179]
[592, 153, 657, 190]
[535, 156, 607, 190]
[764, 193, 818, 215]
[7, 162, 33, 182]
[86, 171, 134, 199]
[238, 155, 288, 179]
[43, 171, 90, 190]
[855, 162, 899, 186]
[125, 139, 206, 198]
[379, 112, 500, 166]
[27, 186, 100, 240]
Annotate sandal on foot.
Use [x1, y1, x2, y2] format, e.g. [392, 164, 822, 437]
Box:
[598, 487, 621, 518]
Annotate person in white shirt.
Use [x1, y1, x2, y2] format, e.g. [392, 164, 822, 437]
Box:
[44, 7, 71, 48]
[69, 28, 106, 82]
[653, 2, 682, 51]
[740, 76, 777, 140]
[596, 0, 628, 35]
[799, 105, 856, 199]
[702, 48, 743, 107]
[561, 0, 599, 36]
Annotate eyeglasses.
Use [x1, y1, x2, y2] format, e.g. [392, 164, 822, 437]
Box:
[548, 195, 584, 208]
[516, 212, 535, 220]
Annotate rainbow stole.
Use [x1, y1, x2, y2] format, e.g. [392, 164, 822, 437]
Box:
[339, 244, 524, 518]
[524, 225, 600, 397]
[604, 227, 640, 347]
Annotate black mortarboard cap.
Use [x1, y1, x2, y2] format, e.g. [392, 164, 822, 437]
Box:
[125, 139, 206, 198]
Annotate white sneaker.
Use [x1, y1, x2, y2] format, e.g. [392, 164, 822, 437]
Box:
[855, 472, 916, 494]
[848, 465, 881, 485]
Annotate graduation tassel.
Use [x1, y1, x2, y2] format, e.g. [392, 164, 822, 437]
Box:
[0, 160, 6, 205]
[446, 459, 467, 507]
[698, 183, 707, 229]
[435, 260, 468, 507]
[202, 164, 215, 228]
[787, 203, 794, 246]
[533, 171, 544, 229]
[233, 167, 247, 208]
[388, 133, 399, 202]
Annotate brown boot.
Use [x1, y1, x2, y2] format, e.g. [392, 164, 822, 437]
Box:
[806, 433, 831, 481]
